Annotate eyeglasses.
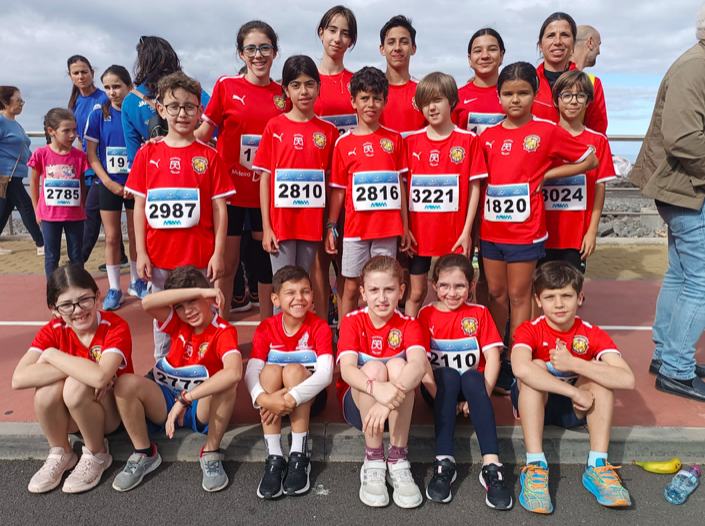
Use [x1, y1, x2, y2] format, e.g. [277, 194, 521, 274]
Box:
[163, 103, 199, 116]
[54, 296, 96, 315]
[559, 92, 588, 104]
[436, 282, 470, 294]
[11, 98, 25, 105]
[241, 45, 274, 58]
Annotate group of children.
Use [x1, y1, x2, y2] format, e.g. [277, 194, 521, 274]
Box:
[13, 6, 636, 516]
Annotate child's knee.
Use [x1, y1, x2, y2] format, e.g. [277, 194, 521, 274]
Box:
[114, 373, 140, 400]
[361, 360, 388, 381]
[34, 380, 66, 409]
[260, 364, 284, 390]
[409, 278, 428, 303]
[460, 368, 486, 395]
[385, 358, 407, 382]
[435, 366, 462, 392]
[62, 377, 93, 409]
[344, 278, 360, 295]
[282, 363, 310, 387]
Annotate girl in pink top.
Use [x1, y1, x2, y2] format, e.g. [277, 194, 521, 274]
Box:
[29, 108, 89, 278]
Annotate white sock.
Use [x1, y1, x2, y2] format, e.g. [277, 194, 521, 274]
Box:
[290, 431, 309, 456]
[129, 260, 139, 283]
[107, 265, 121, 291]
[264, 434, 283, 457]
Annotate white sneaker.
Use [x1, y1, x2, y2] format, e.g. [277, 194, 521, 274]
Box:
[28, 447, 78, 493]
[359, 459, 389, 507]
[62, 439, 112, 493]
[37, 246, 45, 256]
[386, 460, 423, 508]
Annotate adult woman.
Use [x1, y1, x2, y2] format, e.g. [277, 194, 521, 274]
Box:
[532, 12, 607, 134]
[0, 86, 44, 255]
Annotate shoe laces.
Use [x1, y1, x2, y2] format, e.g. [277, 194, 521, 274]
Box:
[432, 463, 453, 483]
[37, 455, 63, 480]
[522, 464, 548, 490]
[72, 455, 100, 478]
[484, 467, 506, 490]
[392, 465, 414, 484]
[366, 466, 386, 484]
[122, 458, 141, 475]
[592, 464, 624, 490]
[203, 460, 222, 476]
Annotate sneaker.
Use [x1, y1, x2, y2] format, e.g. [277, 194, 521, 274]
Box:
[386, 460, 422, 509]
[248, 290, 260, 307]
[426, 458, 457, 503]
[494, 358, 515, 395]
[28, 447, 78, 493]
[98, 263, 107, 273]
[327, 287, 338, 327]
[0, 246, 13, 255]
[230, 294, 252, 313]
[284, 452, 311, 495]
[359, 459, 389, 507]
[519, 462, 553, 514]
[480, 463, 513, 510]
[120, 254, 129, 268]
[62, 439, 112, 493]
[128, 279, 149, 299]
[257, 455, 286, 499]
[112, 447, 162, 492]
[102, 289, 124, 311]
[37, 246, 45, 256]
[582, 459, 631, 507]
[200, 451, 229, 492]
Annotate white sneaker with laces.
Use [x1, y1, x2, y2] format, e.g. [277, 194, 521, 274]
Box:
[28, 447, 78, 493]
[359, 459, 389, 507]
[386, 460, 423, 508]
[62, 439, 112, 493]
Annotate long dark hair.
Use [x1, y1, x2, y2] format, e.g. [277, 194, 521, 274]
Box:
[133, 36, 181, 97]
[67, 55, 94, 110]
[0, 86, 19, 110]
[100, 65, 132, 119]
[43, 108, 75, 144]
[317, 5, 358, 49]
[47, 265, 99, 308]
[468, 28, 505, 54]
[497, 62, 539, 95]
[537, 12, 577, 55]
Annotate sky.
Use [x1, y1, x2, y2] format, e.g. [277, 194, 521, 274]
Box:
[1, 0, 702, 148]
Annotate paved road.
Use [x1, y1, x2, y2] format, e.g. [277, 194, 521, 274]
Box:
[0, 461, 702, 525]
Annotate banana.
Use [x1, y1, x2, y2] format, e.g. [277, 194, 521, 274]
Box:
[632, 458, 682, 474]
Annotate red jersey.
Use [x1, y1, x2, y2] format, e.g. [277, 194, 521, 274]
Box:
[513, 316, 619, 384]
[404, 128, 487, 256]
[545, 128, 616, 250]
[251, 311, 333, 372]
[330, 127, 408, 240]
[252, 114, 338, 242]
[479, 117, 592, 245]
[125, 140, 235, 270]
[202, 75, 288, 207]
[336, 308, 426, 410]
[532, 63, 608, 135]
[314, 69, 358, 136]
[29, 311, 133, 376]
[380, 79, 426, 135]
[418, 302, 502, 374]
[452, 81, 506, 135]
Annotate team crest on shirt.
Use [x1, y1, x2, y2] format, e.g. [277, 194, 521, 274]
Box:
[501, 140, 513, 156]
[298, 332, 311, 350]
[198, 342, 209, 359]
[363, 142, 375, 157]
[371, 336, 384, 355]
[89, 345, 102, 363]
[313, 132, 326, 149]
[523, 135, 540, 153]
[387, 329, 402, 348]
[192, 156, 208, 174]
[185, 342, 194, 359]
[170, 157, 181, 174]
[380, 138, 394, 154]
[412, 97, 419, 111]
[294, 134, 304, 150]
[571, 335, 589, 355]
[449, 147, 466, 164]
[429, 150, 440, 166]
[273, 95, 286, 110]
[461, 317, 478, 336]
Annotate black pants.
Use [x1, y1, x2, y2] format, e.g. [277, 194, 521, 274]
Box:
[0, 177, 43, 246]
[233, 230, 258, 297]
[82, 182, 125, 262]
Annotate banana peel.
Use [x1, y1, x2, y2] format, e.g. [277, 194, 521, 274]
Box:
[632, 458, 682, 474]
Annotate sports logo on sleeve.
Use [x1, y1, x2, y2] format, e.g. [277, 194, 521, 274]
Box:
[313, 132, 327, 149]
[380, 138, 394, 153]
[192, 157, 208, 174]
[387, 329, 402, 348]
[572, 335, 589, 355]
[461, 317, 478, 336]
[273, 95, 286, 111]
[523, 135, 540, 153]
[449, 147, 465, 164]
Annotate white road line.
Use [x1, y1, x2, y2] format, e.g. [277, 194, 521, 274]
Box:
[601, 326, 652, 331]
[0, 320, 263, 327]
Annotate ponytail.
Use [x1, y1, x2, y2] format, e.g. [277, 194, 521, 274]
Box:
[101, 100, 112, 120]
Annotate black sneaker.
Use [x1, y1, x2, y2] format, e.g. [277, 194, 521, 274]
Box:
[426, 458, 457, 503]
[248, 290, 260, 307]
[494, 358, 514, 395]
[99, 263, 107, 273]
[257, 455, 287, 499]
[283, 452, 311, 495]
[649, 359, 705, 378]
[120, 254, 129, 268]
[655, 374, 705, 402]
[230, 294, 252, 313]
[480, 463, 513, 510]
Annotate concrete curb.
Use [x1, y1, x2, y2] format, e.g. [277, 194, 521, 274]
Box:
[2, 423, 704, 464]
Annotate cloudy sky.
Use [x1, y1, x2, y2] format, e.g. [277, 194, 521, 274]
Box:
[1, 0, 701, 146]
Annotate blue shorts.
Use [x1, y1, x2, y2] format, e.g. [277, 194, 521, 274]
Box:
[481, 239, 546, 263]
[146, 381, 208, 435]
[510, 379, 586, 429]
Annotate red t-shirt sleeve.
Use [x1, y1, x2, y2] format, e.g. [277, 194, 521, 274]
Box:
[479, 308, 503, 351]
[27, 148, 44, 172]
[77, 151, 90, 176]
[468, 135, 489, 180]
[250, 322, 270, 362]
[512, 321, 538, 357]
[550, 126, 592, 164]
[252, 123, 273, 173]
[213, 325, 240, 361]
[594, 136, 616, 183]
[203, 78, 224, 128]
[124, 146, 148, 196]
[209, 151, 235, 200]
[29, 322, 58, 352]
[313, 318, 334, 357]
[330, 142, 348, 188]
[102, 317, 133, 371]
[397, 135, 409, 174]
[336, 315, 359, 362]
[404, 318, 425, 351]
[416, 308, 432, 352]
[585, 78, 608, 135]
[590, 326, 620, 360]
[157, 307, 182, 338]
[324, 126, 338, 175]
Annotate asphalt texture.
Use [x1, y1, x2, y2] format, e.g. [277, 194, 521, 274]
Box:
[0, 461, 703, 525]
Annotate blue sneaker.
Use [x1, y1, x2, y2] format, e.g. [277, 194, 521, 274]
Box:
[583, 459, 631, 507]
[128, 279, 149, 299]
[519, 462, 553, 514]
[103, 289, 124, 311]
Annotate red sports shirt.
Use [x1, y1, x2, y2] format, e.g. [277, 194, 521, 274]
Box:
[335, 307, 426, 410]
[452, 81, 506, 135]
[314, 69, 358, 136]
[418, 302, 502, 374]
[545, 128, 616, 250]
[252, 114, 338, 242]
[404, 128, 487, 256]
[29, 311, 133, 376]
[380, 79, 426, 134]
[330, 127, 408, 240]
[125, 140, 235, 270]
[202, 75, 288, 207]
[513, 316, 619, 383]
[158, 308, 240, 377]
[479, 117, 592, 245]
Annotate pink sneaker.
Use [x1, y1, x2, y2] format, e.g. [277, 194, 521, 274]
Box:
[28, 447, 78, 493]
[62, 439, 113, 494]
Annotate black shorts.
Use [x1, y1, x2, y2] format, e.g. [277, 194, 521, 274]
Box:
[538, 248, 586, 274]
[99, 182, 134, 211]
[227, 205, 263, 237]
[510, 379, 586, 428]
[409, 255, 433, 276]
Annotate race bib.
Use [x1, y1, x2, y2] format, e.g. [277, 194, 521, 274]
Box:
[321, 114, 357, 136]
[546, 361, 578, 384]
[542, 175, 587, 211]
[43, 178, 80, 207]
[409, 174, 459, 213]
[266, 350, 318, 373]
[352, 171, 401, 212]
[153, 358, 209, 397]
[240, 134, 261, 170]
[357, 350, 407, 367]
[106, 146, 129, 174]
[467, 113, 505, 135]
[146, 188, 200, 229]
[274, 169, 325, 208]
[484, 183, 530, 223]
[429, 337, 480, 374]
